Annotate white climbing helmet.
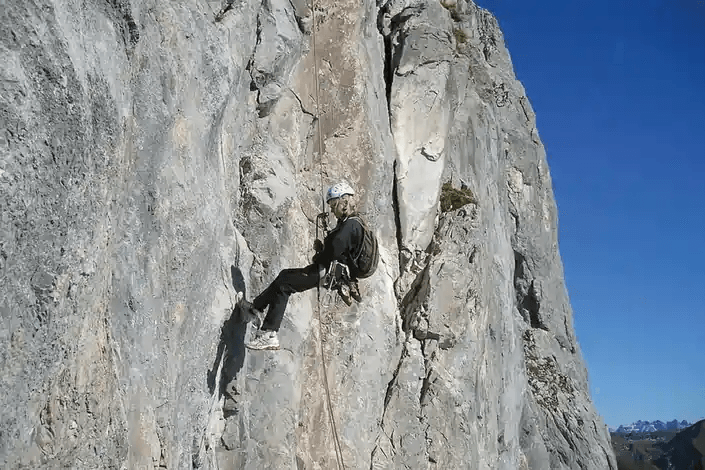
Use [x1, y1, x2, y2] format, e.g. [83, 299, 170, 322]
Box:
[325, 182, 355, 203]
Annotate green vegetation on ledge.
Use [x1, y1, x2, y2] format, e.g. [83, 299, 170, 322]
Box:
[440, 181, 475, 212]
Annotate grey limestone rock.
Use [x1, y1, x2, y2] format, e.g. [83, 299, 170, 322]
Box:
[0, 0, 615, 468]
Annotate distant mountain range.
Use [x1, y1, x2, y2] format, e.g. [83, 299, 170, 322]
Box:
[611, 419, 693, 433]
[611, 420, 705, 470]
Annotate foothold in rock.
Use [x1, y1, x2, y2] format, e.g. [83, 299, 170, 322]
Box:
[215, 1, 235, 22]
[31, 271, 55, 292]
[438, 336, 456, 350]
[223, 397, 237, 415]
[413, 329, 440, 341]
[421, 146, 441, 162]
[226, 381, 239, 398]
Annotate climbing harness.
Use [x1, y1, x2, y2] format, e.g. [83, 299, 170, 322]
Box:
[321, 261, 350, 292]
[315, 213, 356, 307]
[310, 0, 346, 467]
[321, 261, 352, 307]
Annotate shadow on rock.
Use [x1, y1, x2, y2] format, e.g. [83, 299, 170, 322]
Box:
[208, 265, 249, 416]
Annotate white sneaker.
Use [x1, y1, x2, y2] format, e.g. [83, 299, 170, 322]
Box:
[246, 330, 280, 351]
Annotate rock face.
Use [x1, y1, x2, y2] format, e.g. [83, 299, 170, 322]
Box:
[0, 0, 616, 468]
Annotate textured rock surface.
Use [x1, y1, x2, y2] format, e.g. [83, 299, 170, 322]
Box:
[0, 0, 616, 468]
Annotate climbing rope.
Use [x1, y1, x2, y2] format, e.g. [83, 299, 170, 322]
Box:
[309, 1, 346, 469]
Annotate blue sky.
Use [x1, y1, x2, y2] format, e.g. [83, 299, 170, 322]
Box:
[476, 0, 705, 427]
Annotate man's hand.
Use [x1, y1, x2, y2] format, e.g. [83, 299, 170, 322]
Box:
[313, 239, 324, 253]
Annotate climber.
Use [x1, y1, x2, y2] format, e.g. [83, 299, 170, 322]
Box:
[240, 182, 378, 351]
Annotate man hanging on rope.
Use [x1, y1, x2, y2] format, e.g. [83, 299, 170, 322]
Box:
[240, 182, 378, 351]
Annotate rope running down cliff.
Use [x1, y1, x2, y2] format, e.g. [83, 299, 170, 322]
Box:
[309, 1, 346, 469]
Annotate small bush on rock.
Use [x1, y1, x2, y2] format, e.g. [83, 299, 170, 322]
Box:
[440, 182, 475, 212]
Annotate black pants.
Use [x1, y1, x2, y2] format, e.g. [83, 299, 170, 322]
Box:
[252, 264, 321, 332]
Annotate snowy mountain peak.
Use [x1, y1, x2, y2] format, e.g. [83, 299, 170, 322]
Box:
[612, 420, 692, 433]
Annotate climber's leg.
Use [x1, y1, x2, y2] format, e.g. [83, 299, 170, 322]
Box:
[253, 264, 321, 332]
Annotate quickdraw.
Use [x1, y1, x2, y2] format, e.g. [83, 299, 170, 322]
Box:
[320, 261, 351, 307]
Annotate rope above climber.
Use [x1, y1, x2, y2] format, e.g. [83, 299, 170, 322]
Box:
[239, 182, 379, 350]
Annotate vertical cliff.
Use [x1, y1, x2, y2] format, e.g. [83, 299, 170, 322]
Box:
[0, 0, 616, 468]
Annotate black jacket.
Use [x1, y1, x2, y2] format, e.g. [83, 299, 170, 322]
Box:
[313, 216, 363, 276]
